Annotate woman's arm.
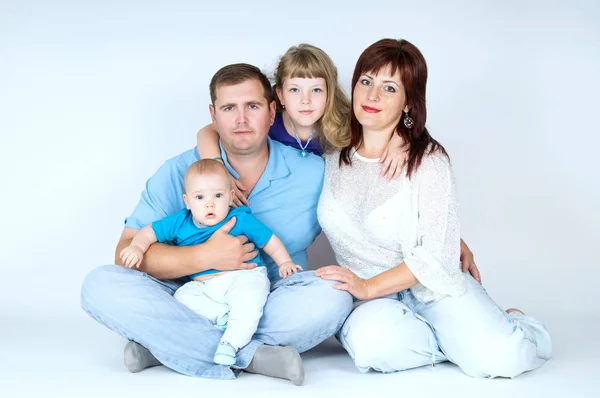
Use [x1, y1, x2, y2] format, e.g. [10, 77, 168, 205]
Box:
[364, 262, 418, 299]
[316, 263, 418, 301]
[317, 153, 465, 300]
[402, 153, 465, 297]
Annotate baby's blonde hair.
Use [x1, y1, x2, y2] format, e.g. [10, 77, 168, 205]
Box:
[184, 159, 231, 193]
[274, 44, 351, 151]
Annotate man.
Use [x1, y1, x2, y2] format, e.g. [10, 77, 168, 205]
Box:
[81, 63, 354, 386]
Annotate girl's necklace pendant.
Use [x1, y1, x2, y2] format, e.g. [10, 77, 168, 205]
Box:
[289, 116, 315, 158]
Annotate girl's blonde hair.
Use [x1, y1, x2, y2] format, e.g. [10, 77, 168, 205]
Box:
[274, 44, 351, 151]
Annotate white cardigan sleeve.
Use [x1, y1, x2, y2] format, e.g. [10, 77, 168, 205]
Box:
[403, 153, 466, 298]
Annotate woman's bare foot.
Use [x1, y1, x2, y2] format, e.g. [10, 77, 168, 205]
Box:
[506, 308, 524, 315]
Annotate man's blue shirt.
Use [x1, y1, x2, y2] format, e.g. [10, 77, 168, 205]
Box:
[124, 138, 324, 281]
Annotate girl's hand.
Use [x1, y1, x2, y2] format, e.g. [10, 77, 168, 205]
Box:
[379, 138, 408, 181]
[379, 134, 408, 181]
[231, 176, 249, 207]
[316, 265, 372, 300]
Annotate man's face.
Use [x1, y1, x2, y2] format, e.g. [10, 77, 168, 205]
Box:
[209, 79, 276, 156]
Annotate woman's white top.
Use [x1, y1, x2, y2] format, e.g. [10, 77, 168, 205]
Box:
[317, 149, 466, 302]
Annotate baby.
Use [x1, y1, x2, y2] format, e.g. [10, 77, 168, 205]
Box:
[120, 159, 302, 365]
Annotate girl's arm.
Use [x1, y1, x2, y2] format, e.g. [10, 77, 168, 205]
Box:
[196, 124, 222, 160]
[196, 124, 249, 206]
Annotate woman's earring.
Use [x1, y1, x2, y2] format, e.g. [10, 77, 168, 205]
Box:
[403, 113, 414, 129]
[282, 104, 285, 109]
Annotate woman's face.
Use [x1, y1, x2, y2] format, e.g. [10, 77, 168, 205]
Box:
[353, 64, 409, 132]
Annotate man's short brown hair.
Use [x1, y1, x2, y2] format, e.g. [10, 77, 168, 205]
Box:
[209, 63, 273, 105]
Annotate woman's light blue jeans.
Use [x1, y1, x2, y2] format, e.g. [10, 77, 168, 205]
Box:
[338, 275, 552, 378]
[81, 265, 353, 379]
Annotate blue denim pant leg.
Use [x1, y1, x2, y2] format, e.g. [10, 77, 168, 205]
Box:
[81, 265, 234, 378]
[412, 274, 552, 378]
[81, 266, 353, 379]
[235, 270, 354, 365]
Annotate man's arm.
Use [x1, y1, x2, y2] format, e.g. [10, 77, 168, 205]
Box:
[115, 227, 200, 279]
[460, 238, 481, 283]
[119, 225, 158, 268]
[119, 151, 258, 279]
[114, 218, 259, 280]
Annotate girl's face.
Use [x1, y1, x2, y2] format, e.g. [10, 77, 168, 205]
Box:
[277, 77, 327, 129]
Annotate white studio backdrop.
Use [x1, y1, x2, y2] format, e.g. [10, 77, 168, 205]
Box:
[1, 0, 599, 323]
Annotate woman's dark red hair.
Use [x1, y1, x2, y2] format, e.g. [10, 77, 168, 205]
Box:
[340, 38, 448, 178]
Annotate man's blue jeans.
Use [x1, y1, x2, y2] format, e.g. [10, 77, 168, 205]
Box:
[81, 265, 353, 379]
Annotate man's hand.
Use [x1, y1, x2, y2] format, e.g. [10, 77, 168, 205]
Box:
[204, 217, 258, 271]
[460, 239, 481, 284]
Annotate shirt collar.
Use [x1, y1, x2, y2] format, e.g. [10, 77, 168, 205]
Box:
[218, 137, 290, 189]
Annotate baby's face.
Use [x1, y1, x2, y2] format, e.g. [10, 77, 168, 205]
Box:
[184, 172, 232, 226]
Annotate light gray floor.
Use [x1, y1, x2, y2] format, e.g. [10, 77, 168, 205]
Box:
[2, 309, 598, 398]
[3, 237, 597, 397]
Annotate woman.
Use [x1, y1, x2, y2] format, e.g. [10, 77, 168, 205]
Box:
[316, 39, 551, 378]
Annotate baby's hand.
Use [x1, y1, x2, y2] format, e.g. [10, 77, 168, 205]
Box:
[279, 262, 303, 278]
[119, 245, 144, 268]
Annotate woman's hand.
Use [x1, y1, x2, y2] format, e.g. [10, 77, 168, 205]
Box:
[379, 134, 408, 181]
[230, 176, 249, 207]
[316, 265, 372, 300]
[460, 239, 481, 284]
